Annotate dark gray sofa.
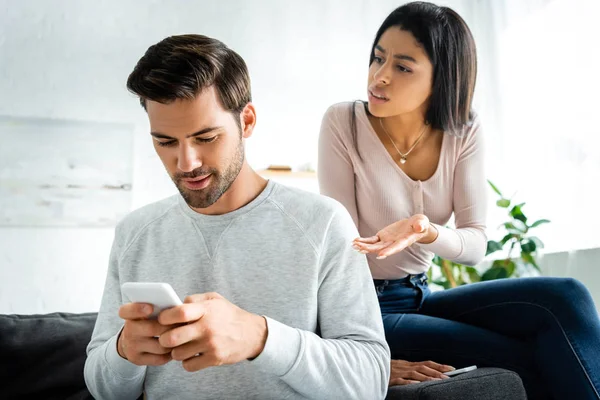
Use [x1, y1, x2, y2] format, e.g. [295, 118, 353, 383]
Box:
[0, 312, 527, 399]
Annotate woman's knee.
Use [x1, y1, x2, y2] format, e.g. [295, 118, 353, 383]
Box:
[535, 277, 593, 309]
[549, 277, 589, 297]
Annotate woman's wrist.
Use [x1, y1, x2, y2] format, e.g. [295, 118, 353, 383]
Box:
[418, 223, 439, 244]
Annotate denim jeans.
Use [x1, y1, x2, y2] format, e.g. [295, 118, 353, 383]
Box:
[375, 275, 600, 400]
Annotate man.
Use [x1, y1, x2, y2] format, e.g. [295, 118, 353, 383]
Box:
[84, 34, 390, 400]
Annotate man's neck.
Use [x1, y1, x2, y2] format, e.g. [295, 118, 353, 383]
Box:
[191, 162, 268, 216]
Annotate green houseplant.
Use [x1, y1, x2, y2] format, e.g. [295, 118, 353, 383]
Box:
[428, 181, 550, 289]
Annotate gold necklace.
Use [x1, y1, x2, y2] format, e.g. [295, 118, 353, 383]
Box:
[379, 118, 428, 164]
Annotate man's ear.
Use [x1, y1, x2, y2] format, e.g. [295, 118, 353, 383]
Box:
[240, 103, 257, 139]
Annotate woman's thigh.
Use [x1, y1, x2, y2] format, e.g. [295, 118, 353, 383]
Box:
[419, 277, 598, 338]
[382, 311, 547, 398]
[383, 312, 532, 370]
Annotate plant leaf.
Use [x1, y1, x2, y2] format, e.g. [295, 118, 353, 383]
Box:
[520, 239, 536, 253]
[530, 219, 551, 228]
[497, 199, 511, 208]
[465, 266, 481, 283]
[486, 240, 504, 256]
[521, 252, 540, 271]
[481, 267, 509, 281]
[530, 236, 545, 249]
[510, 203, 527, 223]
[504, 222, 526, 234]
[488, 180, 503, 197]
[504, 260, 516, 277]
[512, 219, 528, 232]
[500, 233, 514, 245]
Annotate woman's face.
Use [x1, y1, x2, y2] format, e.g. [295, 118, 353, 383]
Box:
[367, 27, 434, 118]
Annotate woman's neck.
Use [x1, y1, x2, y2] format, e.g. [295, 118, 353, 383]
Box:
[379, 110, 429, 148]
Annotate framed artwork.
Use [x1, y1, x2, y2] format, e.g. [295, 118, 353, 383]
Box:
[0, 116, 134, 227]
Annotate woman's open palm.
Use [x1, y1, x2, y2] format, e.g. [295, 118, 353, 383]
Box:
[353, 214, 430, 259]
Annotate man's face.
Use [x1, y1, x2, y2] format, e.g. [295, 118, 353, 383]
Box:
[146, 86, 245, 209]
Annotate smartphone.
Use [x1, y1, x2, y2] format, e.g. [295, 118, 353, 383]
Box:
[121, 282, 183, 319]
[443, 365, 478, 377]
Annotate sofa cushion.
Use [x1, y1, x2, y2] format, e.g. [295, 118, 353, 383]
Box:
[385, 367, 527, 400]
[0, 312, 97, 400]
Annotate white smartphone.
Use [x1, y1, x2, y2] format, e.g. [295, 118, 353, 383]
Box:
[443, 365, 478, 377]
[121, 282, 183, 319]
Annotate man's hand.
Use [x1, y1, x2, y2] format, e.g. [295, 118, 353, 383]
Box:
[117, 303, 174, 366]
[157, 292, 268, 372]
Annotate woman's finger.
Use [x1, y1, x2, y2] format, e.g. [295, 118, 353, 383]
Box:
[389, 378, 420, 386]
[411, 215, 430, 232]
[414, 364, 450, 379]
[407, 370, 443, 382]
[353, 236, 380, 244]
[423, 360, 455, 373]
[412, 220, 428, 233]
[376, 238, 414, 259]
[353, 242, 392, 253]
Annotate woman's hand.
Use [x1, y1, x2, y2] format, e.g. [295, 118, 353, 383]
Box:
[389, 359, 454, 386]
[353, 214, 438, 259]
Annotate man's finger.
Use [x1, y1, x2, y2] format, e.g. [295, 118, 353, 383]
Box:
[158, 302, 206, 325]
[128, 319, 173, 338]
[133, 337, 173, 355]
[119, 303, 153, 320]
[132, 353, 171, 367]
[184, 292, 223, 304]
[181, 352, 220, 372]
[170, 339, 212, 361]
[159, 322, 206, 349]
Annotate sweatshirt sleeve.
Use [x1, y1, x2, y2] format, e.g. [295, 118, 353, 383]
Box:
[417, 119, 488, 265]
[250, 206, 391, 400]
[318, 104, 360, 227]
[84, 225, 146, 400]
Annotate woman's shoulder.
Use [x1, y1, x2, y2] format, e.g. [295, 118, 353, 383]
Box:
[324, 101, 358, 122]
[322, 101, 365, 126]
[450, 110, 483, 144]
[321, 101, 368, 144]
[445, 110, 484, 158]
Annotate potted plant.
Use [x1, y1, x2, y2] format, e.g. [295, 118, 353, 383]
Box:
[428, 181, 550, 289]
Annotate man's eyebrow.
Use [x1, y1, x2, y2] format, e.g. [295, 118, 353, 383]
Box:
[150, 126, 221, 139]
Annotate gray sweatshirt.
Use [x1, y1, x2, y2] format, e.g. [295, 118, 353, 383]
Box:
[84, 180, 390, 400]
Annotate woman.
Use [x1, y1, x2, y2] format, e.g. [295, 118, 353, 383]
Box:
[318, 2, 600, 399]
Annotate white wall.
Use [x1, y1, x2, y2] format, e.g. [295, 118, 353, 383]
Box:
[0, 0, 469, 314]
[1, 0, 598, 314]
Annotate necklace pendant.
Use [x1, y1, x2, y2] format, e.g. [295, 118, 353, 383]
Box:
[400, 156, 407, 164]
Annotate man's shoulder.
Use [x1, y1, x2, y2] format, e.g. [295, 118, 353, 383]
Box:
[267, 183, 356, 244]
[115, 195, 180, 243]
[269, 182, 345, 218]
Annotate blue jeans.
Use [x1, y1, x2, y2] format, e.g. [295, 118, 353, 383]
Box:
[375, 275, 600, 400]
